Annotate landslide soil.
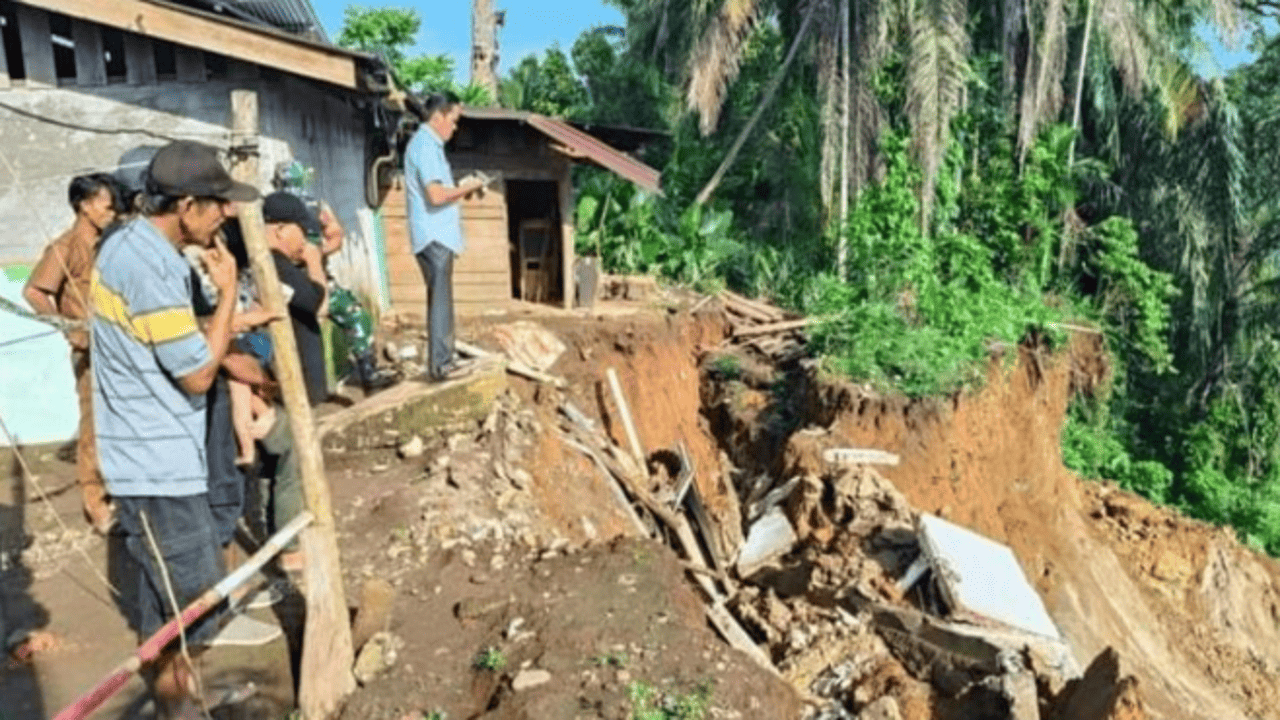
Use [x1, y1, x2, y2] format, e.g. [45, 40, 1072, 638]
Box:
[5, 301, 1280, 720]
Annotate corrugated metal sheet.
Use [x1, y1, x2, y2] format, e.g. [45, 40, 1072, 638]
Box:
[460, 108, 662, 195]
[231, 0, 327, 40]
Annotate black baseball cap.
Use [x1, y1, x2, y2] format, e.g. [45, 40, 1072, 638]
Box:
[262, 191, 322, 235]
[146, 141, 259, 202]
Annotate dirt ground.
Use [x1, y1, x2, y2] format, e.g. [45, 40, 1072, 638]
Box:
[3, 298, 1280, 720]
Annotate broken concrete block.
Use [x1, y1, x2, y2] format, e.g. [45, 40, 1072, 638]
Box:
[316, 358, 506, 448]
[737, 507, 797, 577]
[917, 514, 1062, 640]
[492, 321, 566, 372]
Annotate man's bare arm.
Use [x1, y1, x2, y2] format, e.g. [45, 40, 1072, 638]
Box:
[426, 178, 483, 207]
[178, 239, 239, 395]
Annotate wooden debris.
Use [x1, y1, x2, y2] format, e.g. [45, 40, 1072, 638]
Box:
[554, 399, 780, 678]
[823, 448, 901, 467]
[456, 340, 567, 388]
[734, 318, 816, 338]
[606, 367, 647, 469]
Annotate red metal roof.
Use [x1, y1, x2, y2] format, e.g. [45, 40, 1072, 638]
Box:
[460, 108, 663, 195]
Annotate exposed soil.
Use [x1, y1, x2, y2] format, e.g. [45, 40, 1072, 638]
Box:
[4, 299, 1280, 720]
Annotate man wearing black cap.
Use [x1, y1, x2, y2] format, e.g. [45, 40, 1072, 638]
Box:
[90, 140, 258, 719]
[261, 190, 329, 406]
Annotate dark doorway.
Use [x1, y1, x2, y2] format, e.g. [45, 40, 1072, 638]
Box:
[505, 179, 562, 304]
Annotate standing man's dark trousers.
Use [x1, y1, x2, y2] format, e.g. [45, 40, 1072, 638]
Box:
[415, 241, 455, 380]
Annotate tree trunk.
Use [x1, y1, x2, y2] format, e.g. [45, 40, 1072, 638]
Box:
[471, 0, 499, 100]
[230, 90, 356, 719]
[695, 3, 817, 207]
[838, 0, 851, 281]
[1068, 0, 1093, 167]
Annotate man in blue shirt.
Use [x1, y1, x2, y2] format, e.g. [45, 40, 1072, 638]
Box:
[403, 91, 483, 381]
[91, 140, 256, 720]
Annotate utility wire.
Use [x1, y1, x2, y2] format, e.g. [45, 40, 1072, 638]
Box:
[0, 98, 230, 144]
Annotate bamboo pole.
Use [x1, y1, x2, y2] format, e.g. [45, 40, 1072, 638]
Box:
[230, 89, 355, 719]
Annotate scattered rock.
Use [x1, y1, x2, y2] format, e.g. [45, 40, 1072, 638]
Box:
[353, 632, 403, 685]
[860, 696, 902, 720]
[398, 435, 425, 459]
[512, 668, 552, 691]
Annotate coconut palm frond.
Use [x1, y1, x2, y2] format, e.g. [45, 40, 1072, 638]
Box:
[686, 0, 762, 135]
[1016, 0, 1068, 162]
[1155, 58, 1202, 139]
[1095, 0, 1151, 97]
[906, 0, 970, 233]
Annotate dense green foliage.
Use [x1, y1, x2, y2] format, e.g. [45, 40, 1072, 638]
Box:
[483, 0, 1280, 554]
[337, 7, 492, 102]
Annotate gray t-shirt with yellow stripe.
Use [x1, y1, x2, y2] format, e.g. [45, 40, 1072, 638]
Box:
[90, 217, 211, 498]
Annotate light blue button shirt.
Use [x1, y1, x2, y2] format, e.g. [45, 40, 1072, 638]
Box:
[404, 125, 464, 256]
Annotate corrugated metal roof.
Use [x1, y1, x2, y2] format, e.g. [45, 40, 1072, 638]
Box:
[228, 0, 327, 41]
[460, 107, 662, 195]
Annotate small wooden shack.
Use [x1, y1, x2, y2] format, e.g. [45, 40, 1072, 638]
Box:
[383, 108, 662, 320]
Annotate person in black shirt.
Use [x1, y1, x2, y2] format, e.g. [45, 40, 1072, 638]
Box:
[260, 192, 329, 406]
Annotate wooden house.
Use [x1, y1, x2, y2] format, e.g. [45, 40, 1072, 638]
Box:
[0, 0, 400, 444]
[382, 107, 662, 321]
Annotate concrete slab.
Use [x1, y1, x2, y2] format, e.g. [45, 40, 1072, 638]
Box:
[737, 507, 797, 577]
[918, 513, 1062, 640]
[316, 356, 507, 450]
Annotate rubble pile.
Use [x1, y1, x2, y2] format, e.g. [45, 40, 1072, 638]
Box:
[547, 290, 1147, 720]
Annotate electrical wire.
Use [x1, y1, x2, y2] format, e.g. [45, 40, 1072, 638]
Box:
[0, 328, 61, 350]
[0, 98, 230, 144]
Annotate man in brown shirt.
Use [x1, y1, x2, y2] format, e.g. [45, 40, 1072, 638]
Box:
[23, 173, 119, 533]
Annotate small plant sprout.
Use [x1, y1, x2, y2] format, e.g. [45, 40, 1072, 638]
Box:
[473, 645, 507, 672]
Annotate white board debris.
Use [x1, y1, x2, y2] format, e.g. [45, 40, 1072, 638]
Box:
[918, 513, 1062, 640]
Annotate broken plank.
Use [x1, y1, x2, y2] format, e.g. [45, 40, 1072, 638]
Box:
[733, 318, 816, 338]
[457, 340, 567, 388]
[606, 367, 646, 469]
[557, 432, 651, 537]
[823, 448, 901, 467]
[722, 290, 786, 322]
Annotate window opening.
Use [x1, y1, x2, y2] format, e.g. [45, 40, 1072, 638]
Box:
[49, 12, 75, 82]
[204, 51, 226, 79]
[153, 38, 175, 78]
[102, 27, 125, 81]
[0, 7, 26, 80]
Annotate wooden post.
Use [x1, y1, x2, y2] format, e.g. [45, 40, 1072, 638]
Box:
[122, 31, 156, 85]
[229, 89, 355, 719]
[559, 163, 575, 309]
[71, 19, 106, 86]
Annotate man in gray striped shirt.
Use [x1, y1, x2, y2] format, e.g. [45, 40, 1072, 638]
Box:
[91, 141, 257, 720]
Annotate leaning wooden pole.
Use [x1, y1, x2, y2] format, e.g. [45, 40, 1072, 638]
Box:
[229, 89, 355, 719]
[693, 2, 817, 207]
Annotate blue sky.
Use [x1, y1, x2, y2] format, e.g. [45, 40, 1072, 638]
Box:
[310, 1, 625, 82]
